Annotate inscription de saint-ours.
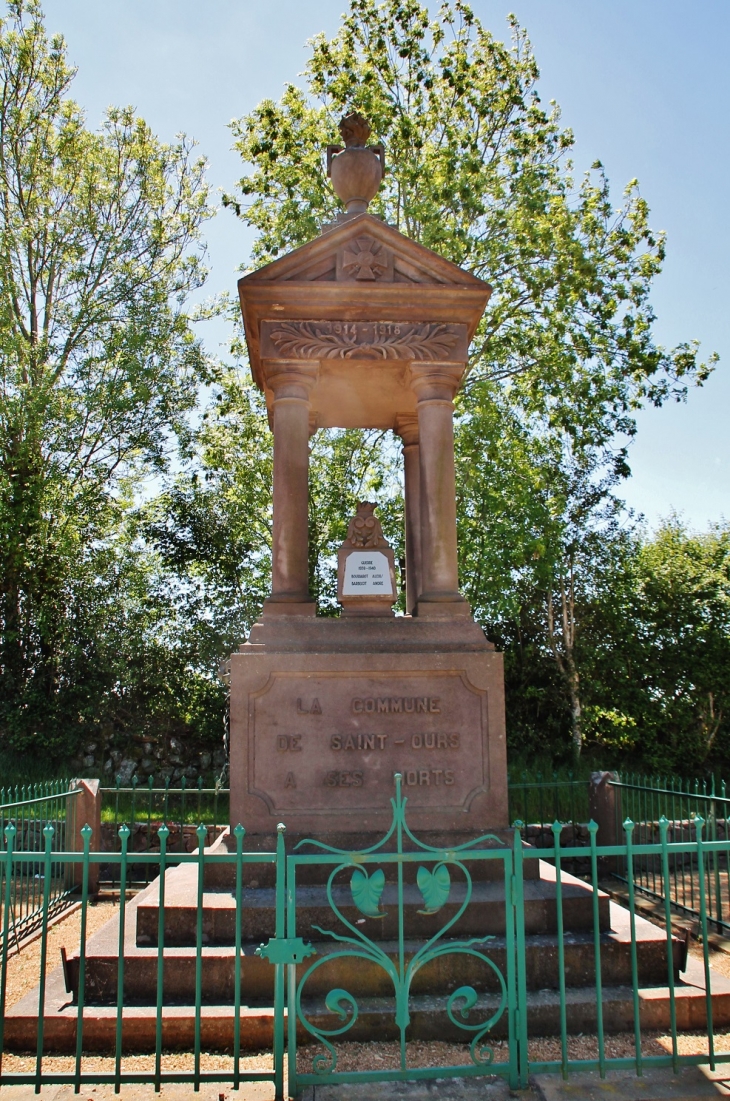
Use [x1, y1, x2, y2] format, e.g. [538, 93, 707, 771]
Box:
[250, 673, 488, 814]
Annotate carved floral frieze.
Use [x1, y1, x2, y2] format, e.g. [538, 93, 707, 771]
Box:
[262, 320, 465, 362]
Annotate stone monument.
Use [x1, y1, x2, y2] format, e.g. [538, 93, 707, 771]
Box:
[227, 113, 507, 841]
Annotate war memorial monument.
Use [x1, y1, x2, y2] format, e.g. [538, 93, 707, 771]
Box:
[229, 111, 508, 842]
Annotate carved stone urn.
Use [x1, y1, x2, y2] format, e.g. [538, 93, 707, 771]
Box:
[327, 112, 385, 214]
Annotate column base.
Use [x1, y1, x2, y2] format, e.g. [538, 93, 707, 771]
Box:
[341, 601, 395, 617]
[415, 595, 472, 618]
[262, 599, 317, 617]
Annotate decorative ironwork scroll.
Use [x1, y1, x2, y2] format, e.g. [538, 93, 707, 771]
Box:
[287, 774, 513, 1084]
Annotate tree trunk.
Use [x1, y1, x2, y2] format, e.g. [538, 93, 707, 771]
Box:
[546, 563, 583, 757]
[565, 652, 582, 758]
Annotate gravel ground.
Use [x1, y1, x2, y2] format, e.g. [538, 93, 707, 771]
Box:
[296, 1032, 730, 1070]
[0, 1052, 272, 1076]
[689, 940, 730, 979]
[8, 1032, 726, 1079]
[2, 899, 119, 1008]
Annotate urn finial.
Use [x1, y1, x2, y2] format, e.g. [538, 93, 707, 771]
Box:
[327, 113, 385, 215]
[338, 111, 372, 147]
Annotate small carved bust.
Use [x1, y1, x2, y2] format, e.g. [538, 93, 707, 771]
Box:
[327, 113, 385, 215]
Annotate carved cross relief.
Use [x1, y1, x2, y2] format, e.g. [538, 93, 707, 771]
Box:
[336, 236, 394, 282]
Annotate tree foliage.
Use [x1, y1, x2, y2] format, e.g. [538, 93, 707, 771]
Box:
[0, 0, 214, 757]
[581, 519, 730, 772]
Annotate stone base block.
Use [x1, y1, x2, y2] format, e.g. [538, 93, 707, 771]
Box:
[228, 616, 507, 837]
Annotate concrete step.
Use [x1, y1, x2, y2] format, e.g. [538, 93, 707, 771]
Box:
[137, 860, 609, 948]
[5, 956, 729, 1053]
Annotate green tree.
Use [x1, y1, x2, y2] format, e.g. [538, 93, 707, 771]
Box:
[457, 388, 629, 756]
[223, 0, 714, 756]
[581, 519, 730, 774]
[138, 375, 274, 662]
[0, 0, 214, 758]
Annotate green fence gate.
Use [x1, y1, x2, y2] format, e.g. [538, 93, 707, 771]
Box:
[275, 775, 526, 1094]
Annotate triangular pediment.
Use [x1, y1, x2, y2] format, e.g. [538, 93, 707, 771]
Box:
[239, 213, 487, 289]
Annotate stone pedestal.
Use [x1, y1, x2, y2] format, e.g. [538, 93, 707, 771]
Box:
[228, 615, 508, 837]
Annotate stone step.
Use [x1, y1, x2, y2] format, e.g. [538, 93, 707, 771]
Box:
[66, 927, 684, 1008]
[299, 956, 730, 1040]
[4, 956, 729, 1053]
[205, 829, 540, 889]
[138, 861, 609, 947]
[64, 890, 680, 1008]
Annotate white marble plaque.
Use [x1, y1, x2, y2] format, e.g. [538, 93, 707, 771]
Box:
[342, 551, 393, 596]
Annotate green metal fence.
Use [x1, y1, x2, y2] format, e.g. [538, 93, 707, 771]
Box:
[103, 771, 576, 851]
[0, 818, 284, 1094]
[508, 772, 588, 838]
[1, 776, 729, 1095]
[99, 776, 230, 886]
[0, 781, 81, 949]
[610, 773, 730, 933]
[284, 776, 520, 1093]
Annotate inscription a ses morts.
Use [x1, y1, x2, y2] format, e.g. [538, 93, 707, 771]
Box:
[249, 672, 488, 816]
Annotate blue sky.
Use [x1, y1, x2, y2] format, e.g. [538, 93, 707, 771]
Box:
[40, 0, 729, 531]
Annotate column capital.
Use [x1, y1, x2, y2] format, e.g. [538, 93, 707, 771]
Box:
[409, 362, 465, 403]
[393, 413, 419, 447]
[263, 358, 319, 401]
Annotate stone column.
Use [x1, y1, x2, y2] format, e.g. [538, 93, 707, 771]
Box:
[410, 363, 470, 617]
[264, 360, 318, 615]
[394, 415, 422, 615]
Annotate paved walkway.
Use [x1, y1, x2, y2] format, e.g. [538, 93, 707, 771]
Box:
[0, 1066, 728, 1099]
[304, 1067, 730, 1098]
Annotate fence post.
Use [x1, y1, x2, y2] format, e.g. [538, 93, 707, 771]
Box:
[70, 780, 102, 894]
[589, 772, 621, 872]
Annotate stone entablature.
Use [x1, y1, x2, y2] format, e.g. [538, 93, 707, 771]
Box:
[238, 212, 490, 399]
